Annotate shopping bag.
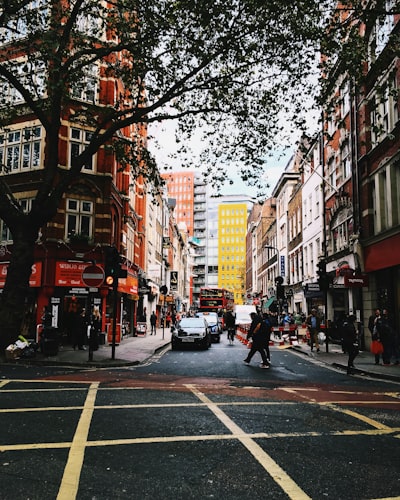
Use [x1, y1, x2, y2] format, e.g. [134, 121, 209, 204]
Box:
[370, 340, 383, 355]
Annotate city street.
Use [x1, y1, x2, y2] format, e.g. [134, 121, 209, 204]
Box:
[1, 335, 400, 500]
[0, 5, 399, 500]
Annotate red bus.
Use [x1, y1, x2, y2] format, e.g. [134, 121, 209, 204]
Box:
[199, 287, 234, 319]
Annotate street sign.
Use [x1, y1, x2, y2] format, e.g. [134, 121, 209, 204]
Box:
[170, 271, 178, 291]
[82, 264, 105, 287]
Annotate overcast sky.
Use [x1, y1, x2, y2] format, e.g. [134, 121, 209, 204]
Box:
[149, 120, 298, 201]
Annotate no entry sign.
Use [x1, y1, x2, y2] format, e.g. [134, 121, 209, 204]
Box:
[82, 264, 105, 287]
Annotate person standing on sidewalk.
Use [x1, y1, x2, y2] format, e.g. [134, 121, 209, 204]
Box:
[342, 314, 359, 375]
[150, 311, 157, 335]
[376, 309, 396, 366]
[368, 308, 381, 365]
[243, 312, 270, 368]
[73, 309, 87, 350]
[306, 308, 320, 352]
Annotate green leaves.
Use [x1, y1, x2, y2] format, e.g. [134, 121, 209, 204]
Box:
[0, 0, 394, 194]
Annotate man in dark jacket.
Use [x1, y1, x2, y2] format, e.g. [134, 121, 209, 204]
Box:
[262, 312, 272, 363]
[306, 308, 321, 352]
[150, 311, 157, 335]
[341, 314, 359, 375]
[224, 310, 236, 345]
[243, 312, 270, 368]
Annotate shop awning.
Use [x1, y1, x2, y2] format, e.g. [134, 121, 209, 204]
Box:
[263, 296, 276, 310]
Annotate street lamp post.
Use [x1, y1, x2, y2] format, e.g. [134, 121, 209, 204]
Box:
[264, 246, 283, 322]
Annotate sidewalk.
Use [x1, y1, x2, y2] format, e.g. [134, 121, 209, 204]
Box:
[2, 329, 400, 382]
[2, 327, 172, 368]
[289, 340, 400, 383]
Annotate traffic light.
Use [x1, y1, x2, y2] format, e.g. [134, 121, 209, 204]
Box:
[104, 246, 127, 286]
[316, 260, 326, 278]
[317, 259, 330, 291]
[275, 276, 285, 300]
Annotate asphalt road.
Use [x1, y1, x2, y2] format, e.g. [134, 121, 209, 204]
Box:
[1, 337, 400, 500]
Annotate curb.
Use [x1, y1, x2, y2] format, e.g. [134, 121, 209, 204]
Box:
[331, 362, 400, 383]
[0, 342, 171, 369]
[290, 344, 400, 382]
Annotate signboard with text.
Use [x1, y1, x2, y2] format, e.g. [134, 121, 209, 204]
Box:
[117, 272, 138, 296]
[0, 262, 42, 287]
[55, 261, 90, 287]
[170, 271, 178, 291]
[344, 274, 369, 288]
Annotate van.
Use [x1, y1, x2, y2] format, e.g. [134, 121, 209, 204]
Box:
[234, 304, 257, 327]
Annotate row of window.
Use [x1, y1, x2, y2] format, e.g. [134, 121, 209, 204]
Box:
[372, 161, 400, 233]
[0, 198, 93, 243]
[0, 126, 41, 172]
[369, 72, 398, 146]
[169, 182, 193, 192]
[219, 226, 245, 233]
[220, 209, 245, 216]
[0, 125, 94, 173]
[0, 1, 105, 48]
[367, 0, 396, 64]
[220, 255, 245, 262]
[0, 57, 99, 107]
[220, 236, 245, 244]
[303, 188, 321, 227]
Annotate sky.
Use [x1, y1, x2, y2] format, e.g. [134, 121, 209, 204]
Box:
[219, 149, 294, 198]
[148, 121, 297, 201]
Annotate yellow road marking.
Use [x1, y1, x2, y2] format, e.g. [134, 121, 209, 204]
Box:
[1, 379, 400, 499]
[186, 384, 311, 500]
[1, 399, 398, 415]
[2, 426, 400, 453]
[318, 402, 393, 430]
[57, 383, 99, 500]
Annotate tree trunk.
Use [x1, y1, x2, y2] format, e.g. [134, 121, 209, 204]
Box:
[0, 225, 37, 351]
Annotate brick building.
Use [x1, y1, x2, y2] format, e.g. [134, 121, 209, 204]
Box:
[0, 2, 148, 342]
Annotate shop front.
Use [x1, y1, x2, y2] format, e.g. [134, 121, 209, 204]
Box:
[50, 261, 108, 344]
[116, 270, 139, 338]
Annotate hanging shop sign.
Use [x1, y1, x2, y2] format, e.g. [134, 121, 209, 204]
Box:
[344, 274, 369, 288]
[280, 255, 285, 277]
[117, 272, 138, 296]
[170, 271, 178, 291]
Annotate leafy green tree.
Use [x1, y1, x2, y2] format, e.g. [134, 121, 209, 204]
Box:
[0, 0, 395, 347]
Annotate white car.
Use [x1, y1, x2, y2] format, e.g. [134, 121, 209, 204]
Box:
[195, 312, 222, 342]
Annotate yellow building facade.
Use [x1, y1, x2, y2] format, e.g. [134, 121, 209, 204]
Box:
[218, 203, 247, 305]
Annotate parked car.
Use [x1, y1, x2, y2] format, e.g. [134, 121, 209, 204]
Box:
[171, 317, 211, 350]
[195, 311, 222, 342]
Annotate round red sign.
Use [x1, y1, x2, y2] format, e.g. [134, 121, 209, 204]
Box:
[82, 264, 105, 287]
